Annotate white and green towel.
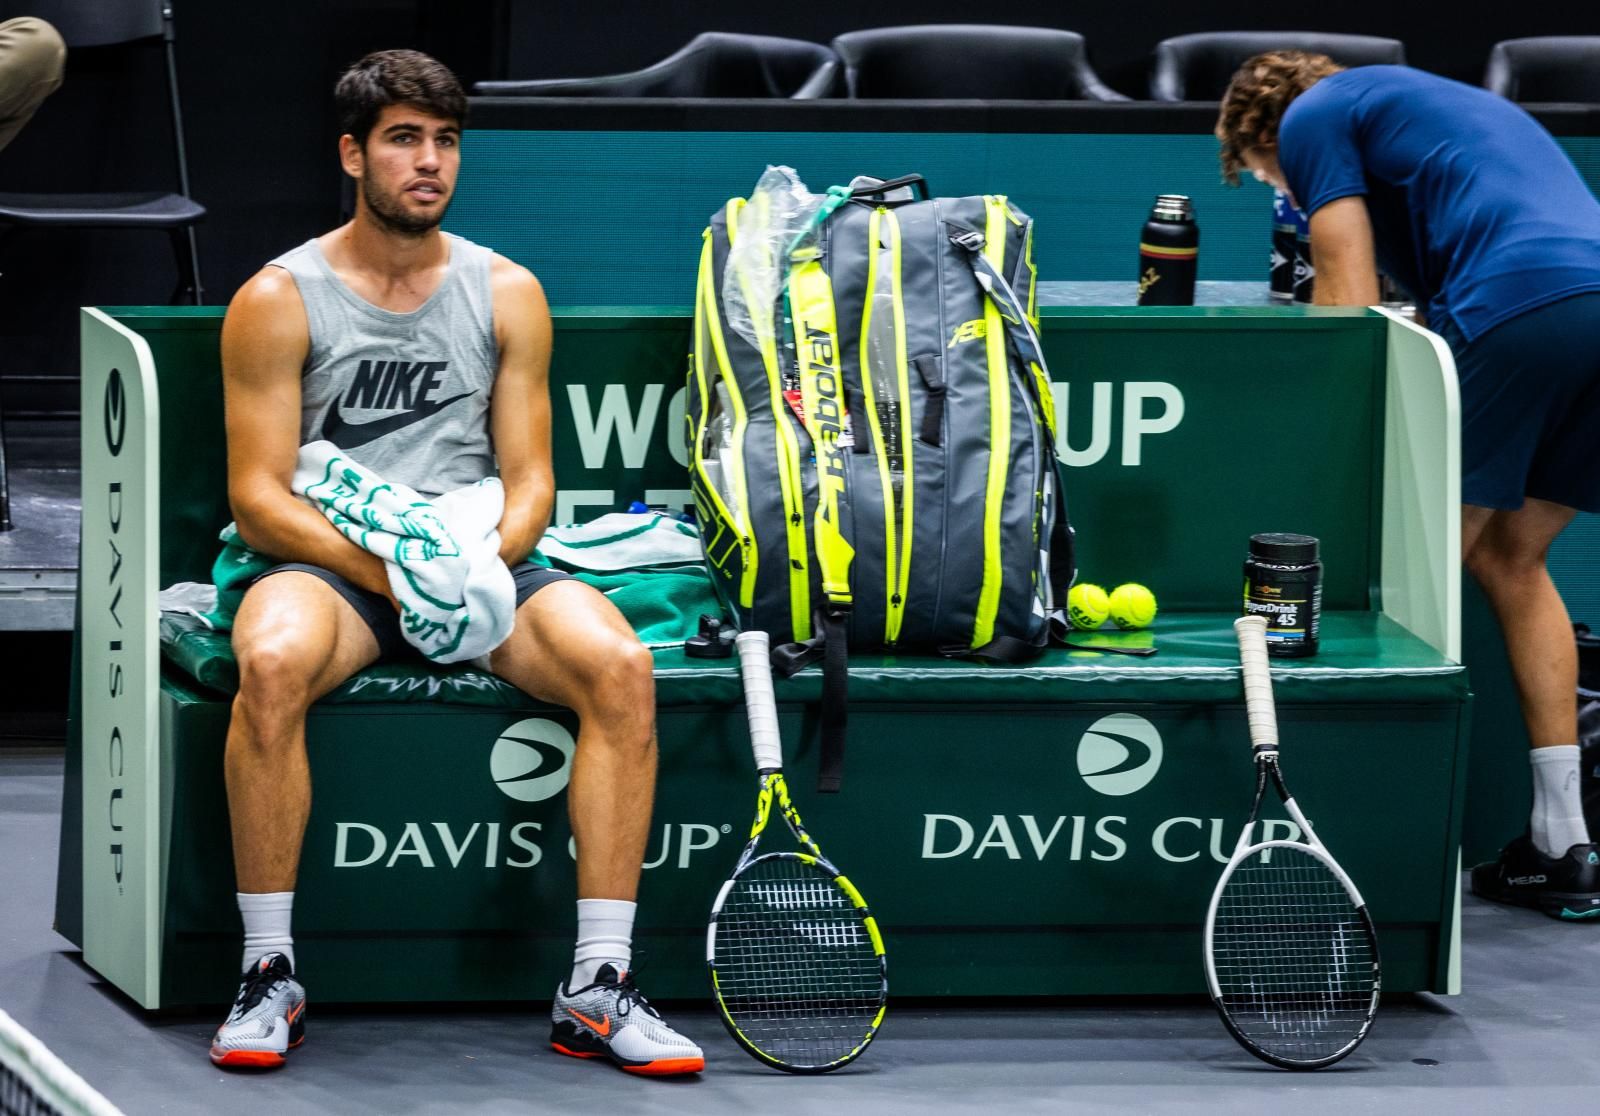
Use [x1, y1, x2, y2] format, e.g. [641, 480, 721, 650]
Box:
[539, 512, 704, 571]
[289, 440, 515, 663]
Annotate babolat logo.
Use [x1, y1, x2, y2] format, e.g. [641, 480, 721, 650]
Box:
[1076, 714, 1163, 796]
[490, 718, 576, 802]
[805, 324, 847, 486]
[947, 319, 987, 348]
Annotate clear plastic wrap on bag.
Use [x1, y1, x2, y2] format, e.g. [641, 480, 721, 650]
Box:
[722, 165, 826, 356]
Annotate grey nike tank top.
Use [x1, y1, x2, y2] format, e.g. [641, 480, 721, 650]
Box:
[268, 233, 498, 498]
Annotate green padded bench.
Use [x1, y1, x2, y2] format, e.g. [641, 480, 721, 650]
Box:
[63, 303, 1470, 1008]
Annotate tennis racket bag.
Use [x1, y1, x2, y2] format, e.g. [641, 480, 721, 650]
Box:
[688, 171, 1074, 789]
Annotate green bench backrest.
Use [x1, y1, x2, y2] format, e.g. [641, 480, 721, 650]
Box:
[109, 305, 1388, 612]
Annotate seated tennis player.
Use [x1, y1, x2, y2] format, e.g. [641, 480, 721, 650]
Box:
[210, 49, 702, 1073]
[1216, 53, 1600, 921]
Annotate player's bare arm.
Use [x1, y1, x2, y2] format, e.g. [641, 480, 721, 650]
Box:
[221, 266, 394, 601]
[1309, 197, 1381, 307]
[488, 255, 555, 567]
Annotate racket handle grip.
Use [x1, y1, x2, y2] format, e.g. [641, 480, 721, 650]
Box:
[1233, 615, 1279, 751]
[736, 631, 784, 772]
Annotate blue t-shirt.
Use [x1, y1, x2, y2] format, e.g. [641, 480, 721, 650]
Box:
[1279, 66, 1600, 341]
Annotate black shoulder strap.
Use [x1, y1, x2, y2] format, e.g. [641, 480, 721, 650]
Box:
[772, 616, 850, 794]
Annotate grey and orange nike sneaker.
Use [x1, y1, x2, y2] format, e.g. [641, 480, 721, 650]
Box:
[1471, 836, 1600, 921]
[210, 953, 307, 1067]
[550, 964, 704, 1075]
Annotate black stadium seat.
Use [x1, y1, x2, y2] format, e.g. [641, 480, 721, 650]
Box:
[1484, 37, 1600, 103]
[1150, 31, 1406, 102]
[0, 0, 205, 303]
[474, 32, 838, 99]
[829, 24, 1128, 100]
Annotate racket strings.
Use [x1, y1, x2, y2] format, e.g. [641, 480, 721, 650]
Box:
[1212, 845, 1377, 1062]
[714, 856, 884, 1067]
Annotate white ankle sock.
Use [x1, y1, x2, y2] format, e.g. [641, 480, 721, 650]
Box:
[238, 891, 295, 974]
[1530, 745, 1590, 858]
[570, 898, 635, 989]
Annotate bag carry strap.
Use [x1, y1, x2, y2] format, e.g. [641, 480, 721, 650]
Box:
[849, 173, 930, 200]
[818, 611, 849, 793]
[771, 609, 851, 794]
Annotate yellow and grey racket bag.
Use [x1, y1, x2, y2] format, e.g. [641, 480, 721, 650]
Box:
[688, 174, 1074, 787]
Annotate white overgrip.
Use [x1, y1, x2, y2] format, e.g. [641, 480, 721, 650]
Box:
[1233, 615, 1279, 751]
[736, 631, 784, 772]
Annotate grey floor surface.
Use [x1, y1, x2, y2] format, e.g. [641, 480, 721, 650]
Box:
[4, 749, 1598, 1115]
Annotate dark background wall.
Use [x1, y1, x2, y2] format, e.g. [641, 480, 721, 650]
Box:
[1, 0, 1597, 413]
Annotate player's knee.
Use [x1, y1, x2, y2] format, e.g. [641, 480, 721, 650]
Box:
[234, 637, 318, 716]
[586, 637, 655, 722]
[1465, 540, 1546, 587]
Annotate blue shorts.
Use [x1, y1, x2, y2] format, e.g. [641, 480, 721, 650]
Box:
[1437, 291, 1600, 514]
[254, 561, 572, 662]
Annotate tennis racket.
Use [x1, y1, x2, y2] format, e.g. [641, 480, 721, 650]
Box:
[1204, 615, 1381, 1070]
[706, 630, 888, 1073]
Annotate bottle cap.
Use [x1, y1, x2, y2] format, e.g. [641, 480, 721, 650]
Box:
[1152, 194, 1194, 222]
[1249, 532, 1319, 563]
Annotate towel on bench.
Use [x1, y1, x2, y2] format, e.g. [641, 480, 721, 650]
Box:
[163, 505, 722, 671]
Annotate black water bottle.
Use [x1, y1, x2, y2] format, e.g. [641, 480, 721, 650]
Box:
[1292, 227, 1316, 304]
[1137, 195, 1199, 306]
[1269, 189, 1304, 303]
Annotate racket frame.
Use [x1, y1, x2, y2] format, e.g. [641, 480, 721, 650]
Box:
[706, 632, 888, 1074]
[1203, 618, 1382, 1071]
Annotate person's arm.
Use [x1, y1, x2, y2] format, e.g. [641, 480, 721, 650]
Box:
[1308, 196, 1381, 306]
[221, 267, 396, 602]
[488, 256, 555, 566]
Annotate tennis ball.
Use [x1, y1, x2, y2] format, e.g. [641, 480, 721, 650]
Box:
[1108, 583, 1158, 630]
[1067, 583, 1110, 629]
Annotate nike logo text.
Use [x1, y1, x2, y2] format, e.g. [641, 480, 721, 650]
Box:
[322, 358, 472, 447]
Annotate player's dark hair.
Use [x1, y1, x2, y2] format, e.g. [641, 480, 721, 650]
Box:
[1214, 51, 1345, 186]
[335, 49, 467, 146]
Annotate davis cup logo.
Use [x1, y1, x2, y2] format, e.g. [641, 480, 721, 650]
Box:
[104, 367, 126, 456]
[1076, 713, 1163, 796]
[490, 718, 576, 802]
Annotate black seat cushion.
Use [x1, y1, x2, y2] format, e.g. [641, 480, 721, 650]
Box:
[1484, 37, 1600, 103]
[1150, 31, 1406, 102]
[0, 191, 205, 228]
[476, 32, 838, 98]
[830, 24, 1127, 100]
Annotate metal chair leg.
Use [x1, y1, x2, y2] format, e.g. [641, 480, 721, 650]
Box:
[0, 385, 12, 532]
[169, 226, 202, 305]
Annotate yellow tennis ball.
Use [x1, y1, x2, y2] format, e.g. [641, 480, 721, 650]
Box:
[1108, 583, 1158, 629]
[1067, 583, 1110, 629]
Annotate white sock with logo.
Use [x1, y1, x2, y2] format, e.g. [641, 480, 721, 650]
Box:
[1530, 745, 1590, 858]
[570, 898, 635, 989]
[238, 891, 295, 974]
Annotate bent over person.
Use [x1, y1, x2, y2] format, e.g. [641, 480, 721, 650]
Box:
[1216, 54, 1600, 920]
[211, 50, 703, 1073]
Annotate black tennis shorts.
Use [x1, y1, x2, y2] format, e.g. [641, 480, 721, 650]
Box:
[1437, 290, 1600, 514]
[254, 561, 572, 661]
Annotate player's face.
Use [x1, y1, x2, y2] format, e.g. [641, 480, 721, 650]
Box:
[1242, 146, 1290, 197]
[349, 103, 461, 236]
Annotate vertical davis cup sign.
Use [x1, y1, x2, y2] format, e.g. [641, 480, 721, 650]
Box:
[79, 309, 162, 1007]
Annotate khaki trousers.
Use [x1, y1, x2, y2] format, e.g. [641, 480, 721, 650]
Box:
[0, 17, 64, 154]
